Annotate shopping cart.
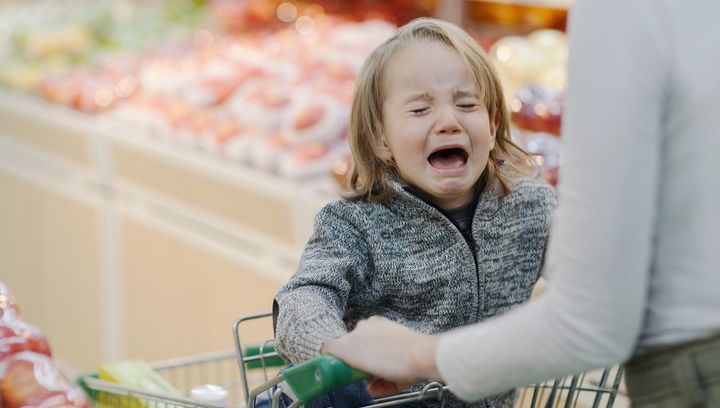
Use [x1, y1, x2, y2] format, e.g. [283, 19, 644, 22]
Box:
[234, 312, 627, 408]
[79, 311, 626, 408]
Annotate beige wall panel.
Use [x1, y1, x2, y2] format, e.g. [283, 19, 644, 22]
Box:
[114, 145, 295, 244]
[122, 218, 281, 362]
[0, 111, 91, 167]
[0, 171, 102, 372]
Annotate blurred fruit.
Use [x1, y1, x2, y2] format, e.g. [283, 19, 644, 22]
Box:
[210, 0, 279, 32]
[21, 26, 94, 60]
[0, 352, 88, 408]
[510, 84, 563, 135]
[293, 142, 329, 162]
[522, 132, 562, 187]
[0, 317, 52, 362]
[293, 104, 325, 131]
[0, 62, 42, 92]
[466, 1, 567, 36]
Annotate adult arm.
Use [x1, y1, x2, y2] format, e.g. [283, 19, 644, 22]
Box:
[436, 0, 671, 399]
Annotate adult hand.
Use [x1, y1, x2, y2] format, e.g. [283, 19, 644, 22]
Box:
[321, 316, 443, 396]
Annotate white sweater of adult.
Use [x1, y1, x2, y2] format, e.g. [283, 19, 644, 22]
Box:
[436, 0, 720, 401]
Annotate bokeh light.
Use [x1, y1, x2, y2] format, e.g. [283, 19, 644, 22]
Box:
[277, 2, 298, 22]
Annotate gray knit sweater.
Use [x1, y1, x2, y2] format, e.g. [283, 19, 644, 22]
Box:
[275, 175, 557, 407]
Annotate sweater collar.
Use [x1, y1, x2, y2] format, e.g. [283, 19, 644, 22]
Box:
[387, 175, 503, 221]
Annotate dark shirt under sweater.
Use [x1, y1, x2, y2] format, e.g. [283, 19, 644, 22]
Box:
[404, 176, 484, 258]
[444, 201, 477, 250]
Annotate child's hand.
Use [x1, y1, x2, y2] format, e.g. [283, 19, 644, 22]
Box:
[367, 378, 405, 397]
[322, 316, 443, 387]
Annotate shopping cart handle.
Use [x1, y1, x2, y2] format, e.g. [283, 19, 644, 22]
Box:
[282, 355, 369, 403]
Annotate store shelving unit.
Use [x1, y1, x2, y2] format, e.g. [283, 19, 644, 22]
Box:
[0, 88, 336, 372]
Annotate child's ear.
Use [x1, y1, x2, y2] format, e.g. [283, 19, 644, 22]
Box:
[376, 134, 393, 161]
[489, 112, 500, 151]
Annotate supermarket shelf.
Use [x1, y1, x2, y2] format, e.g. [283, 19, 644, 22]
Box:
[0, 132, 297, 281]
[0, 88, 335, 247]
[0, 88, 323, 278]
[99, 120, 333, 246]
[99, 118, 335, 206]
[118, 191, 298, 283]
[0, 88, 337, 247]
[0, 88, 336, 204]
[0, 131, 101, 208]
[0, 88, 102, 168]
[0, 131, 292, 368]
[0, 89, 101, 135]
[113, 176, 302, 282]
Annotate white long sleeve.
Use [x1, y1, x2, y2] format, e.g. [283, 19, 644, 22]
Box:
[437, 0, 720, 401]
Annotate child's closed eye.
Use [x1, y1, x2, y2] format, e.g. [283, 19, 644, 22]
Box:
[409, 107, 430, 115]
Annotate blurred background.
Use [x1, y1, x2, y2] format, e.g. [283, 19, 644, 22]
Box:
[0, 0, 569, 379]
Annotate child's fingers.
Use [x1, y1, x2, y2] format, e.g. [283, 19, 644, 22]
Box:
[367, 378, 403, 397]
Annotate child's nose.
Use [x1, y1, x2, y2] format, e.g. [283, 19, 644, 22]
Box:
[435, 106, 462, 134]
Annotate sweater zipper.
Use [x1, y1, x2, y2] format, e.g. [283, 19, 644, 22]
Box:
[444, 214, 482, 322]
[412, 199, 482, 322]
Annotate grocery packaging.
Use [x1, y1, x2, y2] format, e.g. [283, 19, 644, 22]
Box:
[0, 352, 89, 408]
[98, 360, 181, 407]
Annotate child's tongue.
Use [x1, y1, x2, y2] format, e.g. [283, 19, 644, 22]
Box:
[429, 151, 465, 169]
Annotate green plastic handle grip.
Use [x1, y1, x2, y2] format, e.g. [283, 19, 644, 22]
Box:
[282, 356, 370, 403]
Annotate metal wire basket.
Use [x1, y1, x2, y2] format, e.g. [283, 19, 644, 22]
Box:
[79, 311, 626, 408]
[234, 312, 627, 408]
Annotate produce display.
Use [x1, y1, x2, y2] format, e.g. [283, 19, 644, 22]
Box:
[0, 0, 211, 92]
[96, 17, 395, 180]
[209, 0, 437, 32]
[1, 1, 566, 187]
[490, 28, 567, 185]
[0, 282, 89, 408]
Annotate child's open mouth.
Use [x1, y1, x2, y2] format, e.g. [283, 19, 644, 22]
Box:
[428, 147, 469, 170]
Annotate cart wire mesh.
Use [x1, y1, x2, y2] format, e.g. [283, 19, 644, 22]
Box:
[233, 312, 627, 408]
[79, 311, 626, 408]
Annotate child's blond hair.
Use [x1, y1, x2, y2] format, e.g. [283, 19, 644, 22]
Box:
[346, 17, 530, 202]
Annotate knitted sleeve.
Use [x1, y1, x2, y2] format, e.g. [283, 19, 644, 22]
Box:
[274, 202, 370, 363]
